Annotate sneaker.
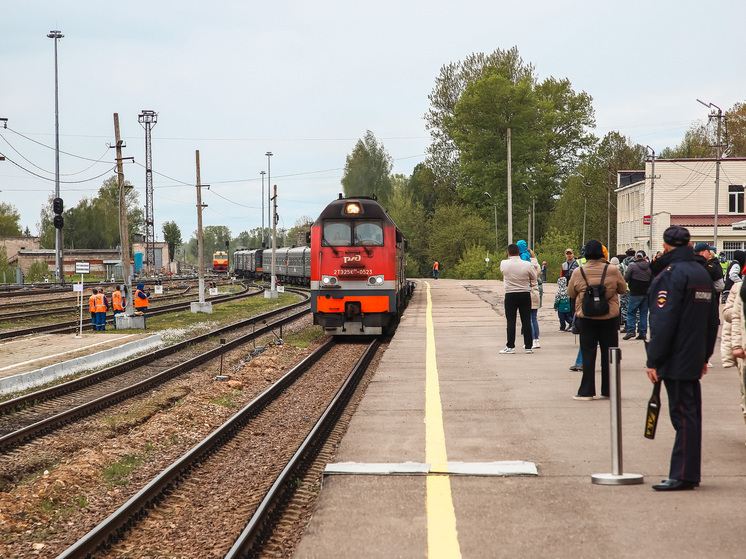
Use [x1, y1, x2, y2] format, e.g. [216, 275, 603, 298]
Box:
[569, 365, 582, 371]
[573, 394, 594, 401]
[623, 331, 636, 340]
[525, 348, 533, 354]
[533, 339, 540, 348]
[635, 334, 646, 341]
[499, 347, 515, 354]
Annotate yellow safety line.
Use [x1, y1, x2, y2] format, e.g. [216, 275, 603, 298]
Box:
[425, 281, 461, 558]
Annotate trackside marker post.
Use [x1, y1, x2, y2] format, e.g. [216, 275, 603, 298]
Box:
[591, 347, 644, 486]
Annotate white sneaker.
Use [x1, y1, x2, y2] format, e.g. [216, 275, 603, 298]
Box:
[499, 347, 515, 354]
[525, 348, 533, 354]
[533, 339, 540, 348]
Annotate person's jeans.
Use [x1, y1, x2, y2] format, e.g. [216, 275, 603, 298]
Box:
[530, 309, 539, 339]
[626, 294, 649, 335]
[504, 292, 532, 349]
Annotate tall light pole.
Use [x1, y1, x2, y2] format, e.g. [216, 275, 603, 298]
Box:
[698, 99, 724, 250]
[138, 110, 158, 275]
[265, 152, 273, 250]
[484, 192, 498, 253]
[48, 30, 64, 282]
[260, 170, 266, 248]
[581, 175, 590, 248]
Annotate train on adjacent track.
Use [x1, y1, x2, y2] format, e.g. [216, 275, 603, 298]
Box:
[212, 251, 229, 273]
[233, 195, 413, 335]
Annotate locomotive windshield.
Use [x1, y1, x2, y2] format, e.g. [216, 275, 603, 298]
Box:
[323, 219, 383, 247]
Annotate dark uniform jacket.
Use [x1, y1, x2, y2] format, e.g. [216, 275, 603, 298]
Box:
[646, 246, 719, 381]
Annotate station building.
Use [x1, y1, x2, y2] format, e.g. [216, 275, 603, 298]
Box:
[616, 158, 746, 258]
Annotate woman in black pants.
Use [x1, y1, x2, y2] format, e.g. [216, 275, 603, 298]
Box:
[567, 240, 628, 400]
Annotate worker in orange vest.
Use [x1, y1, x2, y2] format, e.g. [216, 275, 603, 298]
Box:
[89, 289, 98, 328]
[433, 261, 439, 280]
[112, 286, 124, 330]
[94, 289, 109, 331]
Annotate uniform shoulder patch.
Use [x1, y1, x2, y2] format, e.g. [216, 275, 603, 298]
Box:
[656, 290, 668, 308]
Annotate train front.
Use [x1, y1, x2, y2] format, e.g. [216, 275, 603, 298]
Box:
[311, 196, 402, 335]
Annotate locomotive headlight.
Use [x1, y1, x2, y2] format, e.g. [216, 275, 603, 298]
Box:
[367, 274, 384, 286]
[344, 202, 361, 214]
[321, 275, 338, 286]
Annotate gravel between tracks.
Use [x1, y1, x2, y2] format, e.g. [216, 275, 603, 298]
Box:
[0, 315, 370, 558]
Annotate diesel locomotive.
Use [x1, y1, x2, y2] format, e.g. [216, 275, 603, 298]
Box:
[310, 195, 411, 335]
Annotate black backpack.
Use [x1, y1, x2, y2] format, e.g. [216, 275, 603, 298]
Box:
[579, 264, 610, 317]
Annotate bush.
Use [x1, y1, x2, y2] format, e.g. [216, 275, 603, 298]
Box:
[26, 260, 50, 283]
[452, 244, 503, 280]
[534, 227, 578, 283]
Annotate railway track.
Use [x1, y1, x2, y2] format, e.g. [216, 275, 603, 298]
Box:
[0, 283, 264, 340]
[0, 290, 311, 451]
[56, 337, 380, 559]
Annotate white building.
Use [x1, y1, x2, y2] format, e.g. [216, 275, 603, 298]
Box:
[616, 158, 746, 258]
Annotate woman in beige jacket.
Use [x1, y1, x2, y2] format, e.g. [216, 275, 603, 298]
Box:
[720, 285, 746, 442]
[567, 240, 627, 400]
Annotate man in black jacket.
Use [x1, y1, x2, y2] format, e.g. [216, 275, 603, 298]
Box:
[646, 226, 719, 491]
[623, 250, 652, 340]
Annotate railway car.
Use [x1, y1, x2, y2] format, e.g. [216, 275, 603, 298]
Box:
[212, 251, 229, 273]
[310, 195, 411, 335]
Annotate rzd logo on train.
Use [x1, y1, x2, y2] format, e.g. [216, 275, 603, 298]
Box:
[343, 255, 362, 264]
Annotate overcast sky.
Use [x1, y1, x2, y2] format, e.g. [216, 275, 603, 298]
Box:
[2, 0, 745, 243]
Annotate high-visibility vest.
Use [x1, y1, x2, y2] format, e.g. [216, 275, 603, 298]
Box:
[89, 295, 96, 313]
[94, 292, 107, 313]
[134, 289, 149, 308]
[112, 290, 123, 311]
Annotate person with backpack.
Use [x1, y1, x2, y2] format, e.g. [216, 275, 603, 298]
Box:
[567, 240, 627, 401]
[723, 250, 745, 304]
[623, 250, 653, 341]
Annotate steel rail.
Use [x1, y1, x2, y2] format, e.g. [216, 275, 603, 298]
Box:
[0, 302, 310, 450]
[56, 337, 338, 559]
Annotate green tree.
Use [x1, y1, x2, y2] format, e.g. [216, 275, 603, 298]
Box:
[162, 221, 182, 261]
[0, 246, 14, 282]
[534, 226, 580, 283]
[452, 244, 500, 280]
[0, 202, 22, 236]
[443, 62, 595, 247]
[38, 177, 144, 249]
[427, 204, 492, 278]
[425, 46, 535, 194]
[385, 183, 429, 277]
[726, 101, 746, 157]
[26, 260, 50, 283]
[341, 130, 393, 203]
[286, 216, 314, 247]
[659, 122, 714, 159]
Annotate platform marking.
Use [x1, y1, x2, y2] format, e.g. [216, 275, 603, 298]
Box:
[425, 281, 462, 559]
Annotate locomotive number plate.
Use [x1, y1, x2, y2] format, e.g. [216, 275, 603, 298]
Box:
[334, 269, 373, 276]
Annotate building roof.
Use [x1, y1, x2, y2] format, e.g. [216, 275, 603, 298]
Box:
[670, 215, 746, 227]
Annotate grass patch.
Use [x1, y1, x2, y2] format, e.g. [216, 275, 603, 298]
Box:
[103, 454, 143, 486]
[210, 394, 238, 408]
[101, 386, 189, 433]
[283, 325, 324, 348]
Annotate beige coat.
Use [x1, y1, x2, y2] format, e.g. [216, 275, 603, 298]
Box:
[529, 258, 541, 309]
[567, 259, 627, 320]
[721, 287, 743, 368]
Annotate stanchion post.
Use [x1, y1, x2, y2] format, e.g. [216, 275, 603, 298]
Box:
[592, 347, 644, 486]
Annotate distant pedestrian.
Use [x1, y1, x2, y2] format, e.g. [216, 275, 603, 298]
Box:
[619, 248, 636, 333]
[623, 250, 652, 341]
[541, 261, 547, 283]
[646, 225, 718, 491]
[433, 261, 439, 280]
[112, 286, 124, 329]
[567, 240, 626, 400]
[723, 250, 745, 304]
[554, 276, 573, 332]
[499, 244, 537, 354]
[561, 248, 578, 279]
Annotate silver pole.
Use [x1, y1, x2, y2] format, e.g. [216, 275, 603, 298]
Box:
[48, 30, 64, 282]
[592, 347, 644, 485]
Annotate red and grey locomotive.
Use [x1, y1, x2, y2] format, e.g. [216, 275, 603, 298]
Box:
[310, 195, 411, 335]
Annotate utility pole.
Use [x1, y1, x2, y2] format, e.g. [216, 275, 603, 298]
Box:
[582, 176, 589, 248]
[112, 113, 140, 328]
[192, 150, 213, 313]
[260, 170, 266, 248]
[265, 185, 279, 299]
[48, 30, 64, 282]
[648, 149, 656, 253]
[138, 110, 158, 275]
[698, 99, 725, 250]
[507, 128, 513, 245]
[265, 151, 273, 249]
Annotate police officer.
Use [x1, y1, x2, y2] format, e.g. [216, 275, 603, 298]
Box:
[646, 226, 719, 491]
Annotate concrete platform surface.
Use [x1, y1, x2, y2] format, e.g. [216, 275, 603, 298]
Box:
[294, 278, 746, 558]
[0, 332, 161, 394]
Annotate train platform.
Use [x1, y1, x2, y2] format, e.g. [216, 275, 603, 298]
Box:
[0, 332, 161, 395]
[295, 278, 746, 558]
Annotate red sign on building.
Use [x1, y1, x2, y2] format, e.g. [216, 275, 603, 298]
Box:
[643, 216, 651, 225]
